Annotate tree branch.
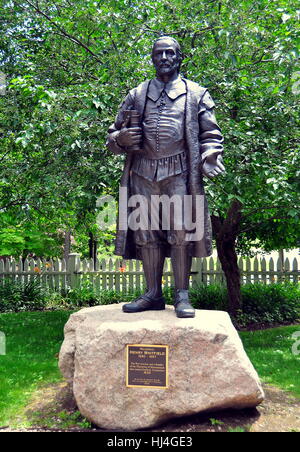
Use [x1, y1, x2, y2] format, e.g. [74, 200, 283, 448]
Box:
[107, 30, 121, 62]
[23, 0, 103, 63]
[242, 205, 292, 219]
[0, 149, 12, 163]
[212, 199, 243, 242]
[0, 199, 27, 210]
[239, 215, 293, 234]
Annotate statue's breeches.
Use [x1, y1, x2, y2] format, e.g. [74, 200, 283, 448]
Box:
[129, 171, 191, 248]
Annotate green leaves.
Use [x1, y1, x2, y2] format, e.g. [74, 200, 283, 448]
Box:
[0, 0, 299, 257]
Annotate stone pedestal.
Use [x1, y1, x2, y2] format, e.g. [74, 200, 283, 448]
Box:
[59, 304, 264, 430]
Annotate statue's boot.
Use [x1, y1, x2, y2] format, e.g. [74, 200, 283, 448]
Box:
[171, 246, 195, 318]
[123, 246, 166, 313]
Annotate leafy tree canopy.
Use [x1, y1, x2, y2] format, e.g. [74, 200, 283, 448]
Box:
[0, 0, 299, 258]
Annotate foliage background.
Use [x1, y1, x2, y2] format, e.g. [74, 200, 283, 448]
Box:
[0, 0, 299, 258]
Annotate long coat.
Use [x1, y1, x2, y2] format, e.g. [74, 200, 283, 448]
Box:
[107, 78, 217, 259]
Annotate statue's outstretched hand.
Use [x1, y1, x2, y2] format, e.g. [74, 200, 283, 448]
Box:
[202, 154, 225, 178]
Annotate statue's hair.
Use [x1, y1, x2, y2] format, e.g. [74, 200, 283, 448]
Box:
[151, 36, 182, 61]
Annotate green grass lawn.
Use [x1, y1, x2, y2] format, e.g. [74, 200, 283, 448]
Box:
[0, 311, 299, 427]
[240, 326, 300, 397]
[0, 311, 72, 426]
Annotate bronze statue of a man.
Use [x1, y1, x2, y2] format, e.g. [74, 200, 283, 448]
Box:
[107, 36, 225, 318]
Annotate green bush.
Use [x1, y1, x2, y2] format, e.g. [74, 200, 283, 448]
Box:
[239, 283, 300, 327]
[0, 278, 299, 329]
[186, 282, 299, 327]
[190, 283, 300, 325]
[47, 281, 300, 328]
[190, 284, 229, 311]
[0, 278, 47, 312]
[57, 283, 174, 307]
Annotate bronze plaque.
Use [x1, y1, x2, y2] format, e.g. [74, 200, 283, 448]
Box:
[126, 344, 169, 389]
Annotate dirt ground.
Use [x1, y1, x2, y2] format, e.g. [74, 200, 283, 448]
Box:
[1, 382, 300, 433]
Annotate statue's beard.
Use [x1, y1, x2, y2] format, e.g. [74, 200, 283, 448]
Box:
[156, 62, 179, 77]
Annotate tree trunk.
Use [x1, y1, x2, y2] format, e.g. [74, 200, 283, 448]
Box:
[215, 236, 241, 317]
[88, 232, 98, 269]
[63, 230, 71, 261]
[211, 200, 243, 317]
[88, 232, 94, 260]
[93, 239, 98, 268]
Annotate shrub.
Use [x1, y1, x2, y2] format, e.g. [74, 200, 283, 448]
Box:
[57, 284, 174, 308]
[239, 282, 300, 327]
[182, 282, 299, 328]
[190, 284, 228, 311]
[60, 284, 143, 307]
[0, 278, 47, 312]
[62, 283, 99, 307]
[0, 278, 299, 329]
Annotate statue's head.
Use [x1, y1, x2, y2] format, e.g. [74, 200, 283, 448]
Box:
[151, 36, 182, 78]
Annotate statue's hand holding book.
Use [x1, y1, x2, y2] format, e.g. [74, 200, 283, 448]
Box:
[116, 110, 142, 152]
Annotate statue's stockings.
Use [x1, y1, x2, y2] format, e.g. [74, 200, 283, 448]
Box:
[139, 245, 192, 300]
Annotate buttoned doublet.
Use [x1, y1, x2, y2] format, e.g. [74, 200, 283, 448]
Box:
[107, 75, 224, 258]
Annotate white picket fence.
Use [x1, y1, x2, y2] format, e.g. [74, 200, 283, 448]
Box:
[0, 253, 299, 293]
